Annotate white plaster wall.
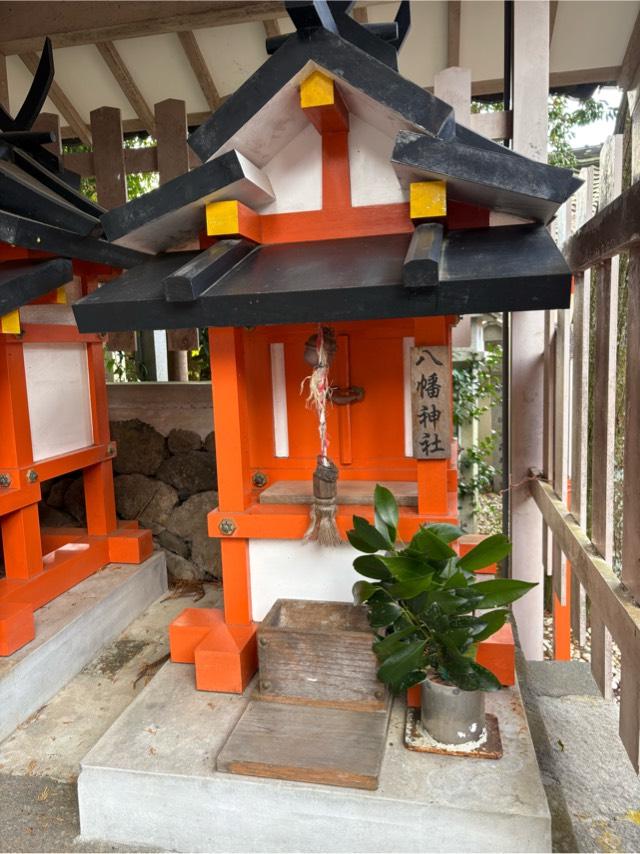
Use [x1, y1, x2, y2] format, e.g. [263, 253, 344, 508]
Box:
[349, 114, 408, 208]
[249, 539, 360, 621]
[259, 123, 322, 214]
[24, 343, 94, 462]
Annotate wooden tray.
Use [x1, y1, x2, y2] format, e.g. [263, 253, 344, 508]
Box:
[217, 697, 392, 790]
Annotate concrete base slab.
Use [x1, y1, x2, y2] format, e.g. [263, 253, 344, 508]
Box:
[0, 552, 167, 745]
[79, 663, 550, 853]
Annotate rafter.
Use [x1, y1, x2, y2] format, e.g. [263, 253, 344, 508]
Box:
[352, 7, 368, 24]
[447, 1, 461, 68]
[0, 2, 286, 55]
[177, 30, 221, 111]
[96, 40, 155, 135]
[619, 8, 640, 91]
[0, 53, 8, 111]
[19, 52, 91, 145]
[549, 0, 559, 45]
[263, 19, 281, 38]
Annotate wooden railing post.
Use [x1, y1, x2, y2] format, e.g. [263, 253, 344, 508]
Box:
[155, 98, 198, 382]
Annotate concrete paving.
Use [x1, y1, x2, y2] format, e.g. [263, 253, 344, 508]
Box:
[78, 661, 550, 853]
[519, 656, 640, 853]
[0, 552, 168, 744]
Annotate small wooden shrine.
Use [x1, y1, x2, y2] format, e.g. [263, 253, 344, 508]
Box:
[0, 40, 152, 655]
[73, 1, 578, 704]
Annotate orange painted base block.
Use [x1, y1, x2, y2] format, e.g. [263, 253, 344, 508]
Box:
[458, 534, 498, 574]
[0, 524, 153, 656]
[169, 607, 258, 693]
[0, 602, 35, 655]
[477, 622, 516, 687]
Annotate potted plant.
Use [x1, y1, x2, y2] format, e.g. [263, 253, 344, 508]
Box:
[348, 485, 535, 747]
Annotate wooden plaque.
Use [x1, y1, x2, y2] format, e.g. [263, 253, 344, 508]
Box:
[410, 345, 452, 459]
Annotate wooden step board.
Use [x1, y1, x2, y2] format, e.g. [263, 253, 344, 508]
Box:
[258, 480, 418, 506]
[216, 697, 392, 791]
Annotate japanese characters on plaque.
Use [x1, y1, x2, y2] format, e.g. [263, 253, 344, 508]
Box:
[410, 345, 452, 460]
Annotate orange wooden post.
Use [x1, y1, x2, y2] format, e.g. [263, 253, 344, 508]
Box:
[553, 480, 572, 660]
[170, 327, 257, 691]
[0, 336, 43, 579]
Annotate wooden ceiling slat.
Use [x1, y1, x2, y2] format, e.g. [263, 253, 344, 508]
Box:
[19, 51, 91, 145]
[447, 1, 461, 68]
[0, 2, 286, 55]
[0, 53, 8, 111]
[96, 40, 156, 135]
[352, 7, 368, 24]
[619, 8, 640, 91]
[549, 0, 559, 45]
[263, 19, 281, 38]
[177, 30, 221, 111]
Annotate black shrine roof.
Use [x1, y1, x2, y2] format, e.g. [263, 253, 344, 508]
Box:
[73, 225, 571, 333]
[0, 39, 150, 272]
[0, 257, 73, 316]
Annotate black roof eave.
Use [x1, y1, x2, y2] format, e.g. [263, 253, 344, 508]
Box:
[73, 227, 571, 333]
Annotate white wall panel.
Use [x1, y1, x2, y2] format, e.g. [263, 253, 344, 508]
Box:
[24, 343, 94, 462]
[249, 539, 360, 621]
[349, 114, 407, 207]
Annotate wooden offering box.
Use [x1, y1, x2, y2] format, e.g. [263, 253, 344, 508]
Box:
[258, 599, 387, 711]
[217, 599, 392, 790]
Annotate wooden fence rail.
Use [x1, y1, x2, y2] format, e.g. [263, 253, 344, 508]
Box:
[543, 105, 640, 769]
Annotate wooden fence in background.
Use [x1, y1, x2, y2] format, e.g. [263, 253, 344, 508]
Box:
[543, 101, 640, 770]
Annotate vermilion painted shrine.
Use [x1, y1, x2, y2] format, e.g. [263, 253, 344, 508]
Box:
[70, 0, 576, 698]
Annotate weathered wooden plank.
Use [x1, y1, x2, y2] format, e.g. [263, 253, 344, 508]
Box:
[619, 657, 640, 772]
[178, 30, 221, 111]
[622, 250, 640, 604]
[591, 602, 613, 700]
[259, 480, 418, 507]
[155, 98, 189, 185]
[258, 600, 386, 710]
[410, 345, 452, 460]
[434, 66, 470, 127]
[0, 53, 8, 111]
[90, 106, 126, 210]
[0, 2, 287, 55]
[569, 165, 594, 645]
[618, 8, 640, 91]
[166, 327, 198, 351]
[530, 476, 640, 674]
[570, 273, 589, 645]
[470, 110, 512, 142]
[96, 41, 155, 135]
[216, 698, 391, 790]
[542, 311, 555, 579]
[552, 308, 569, 606]
[447, 1, 461, 67]
[563, 181, 640, 271]
[263, 18, 281, 37]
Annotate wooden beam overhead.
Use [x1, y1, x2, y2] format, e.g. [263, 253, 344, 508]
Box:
[352, 7, 368, 24]
[19, 52, 91, 146]
[263, 19, 281, 38]
[549, 0, 559, 45]
[96, 40, 155, 135]
[619, 8, 640, 91]
[0, 53, 8, 111]
[177, 30, 221, 111]
[0, 2, 286, 55]
[447, 1, 461, 68]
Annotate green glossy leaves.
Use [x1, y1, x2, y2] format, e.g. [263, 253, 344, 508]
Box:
[347, 485, 535, 693]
